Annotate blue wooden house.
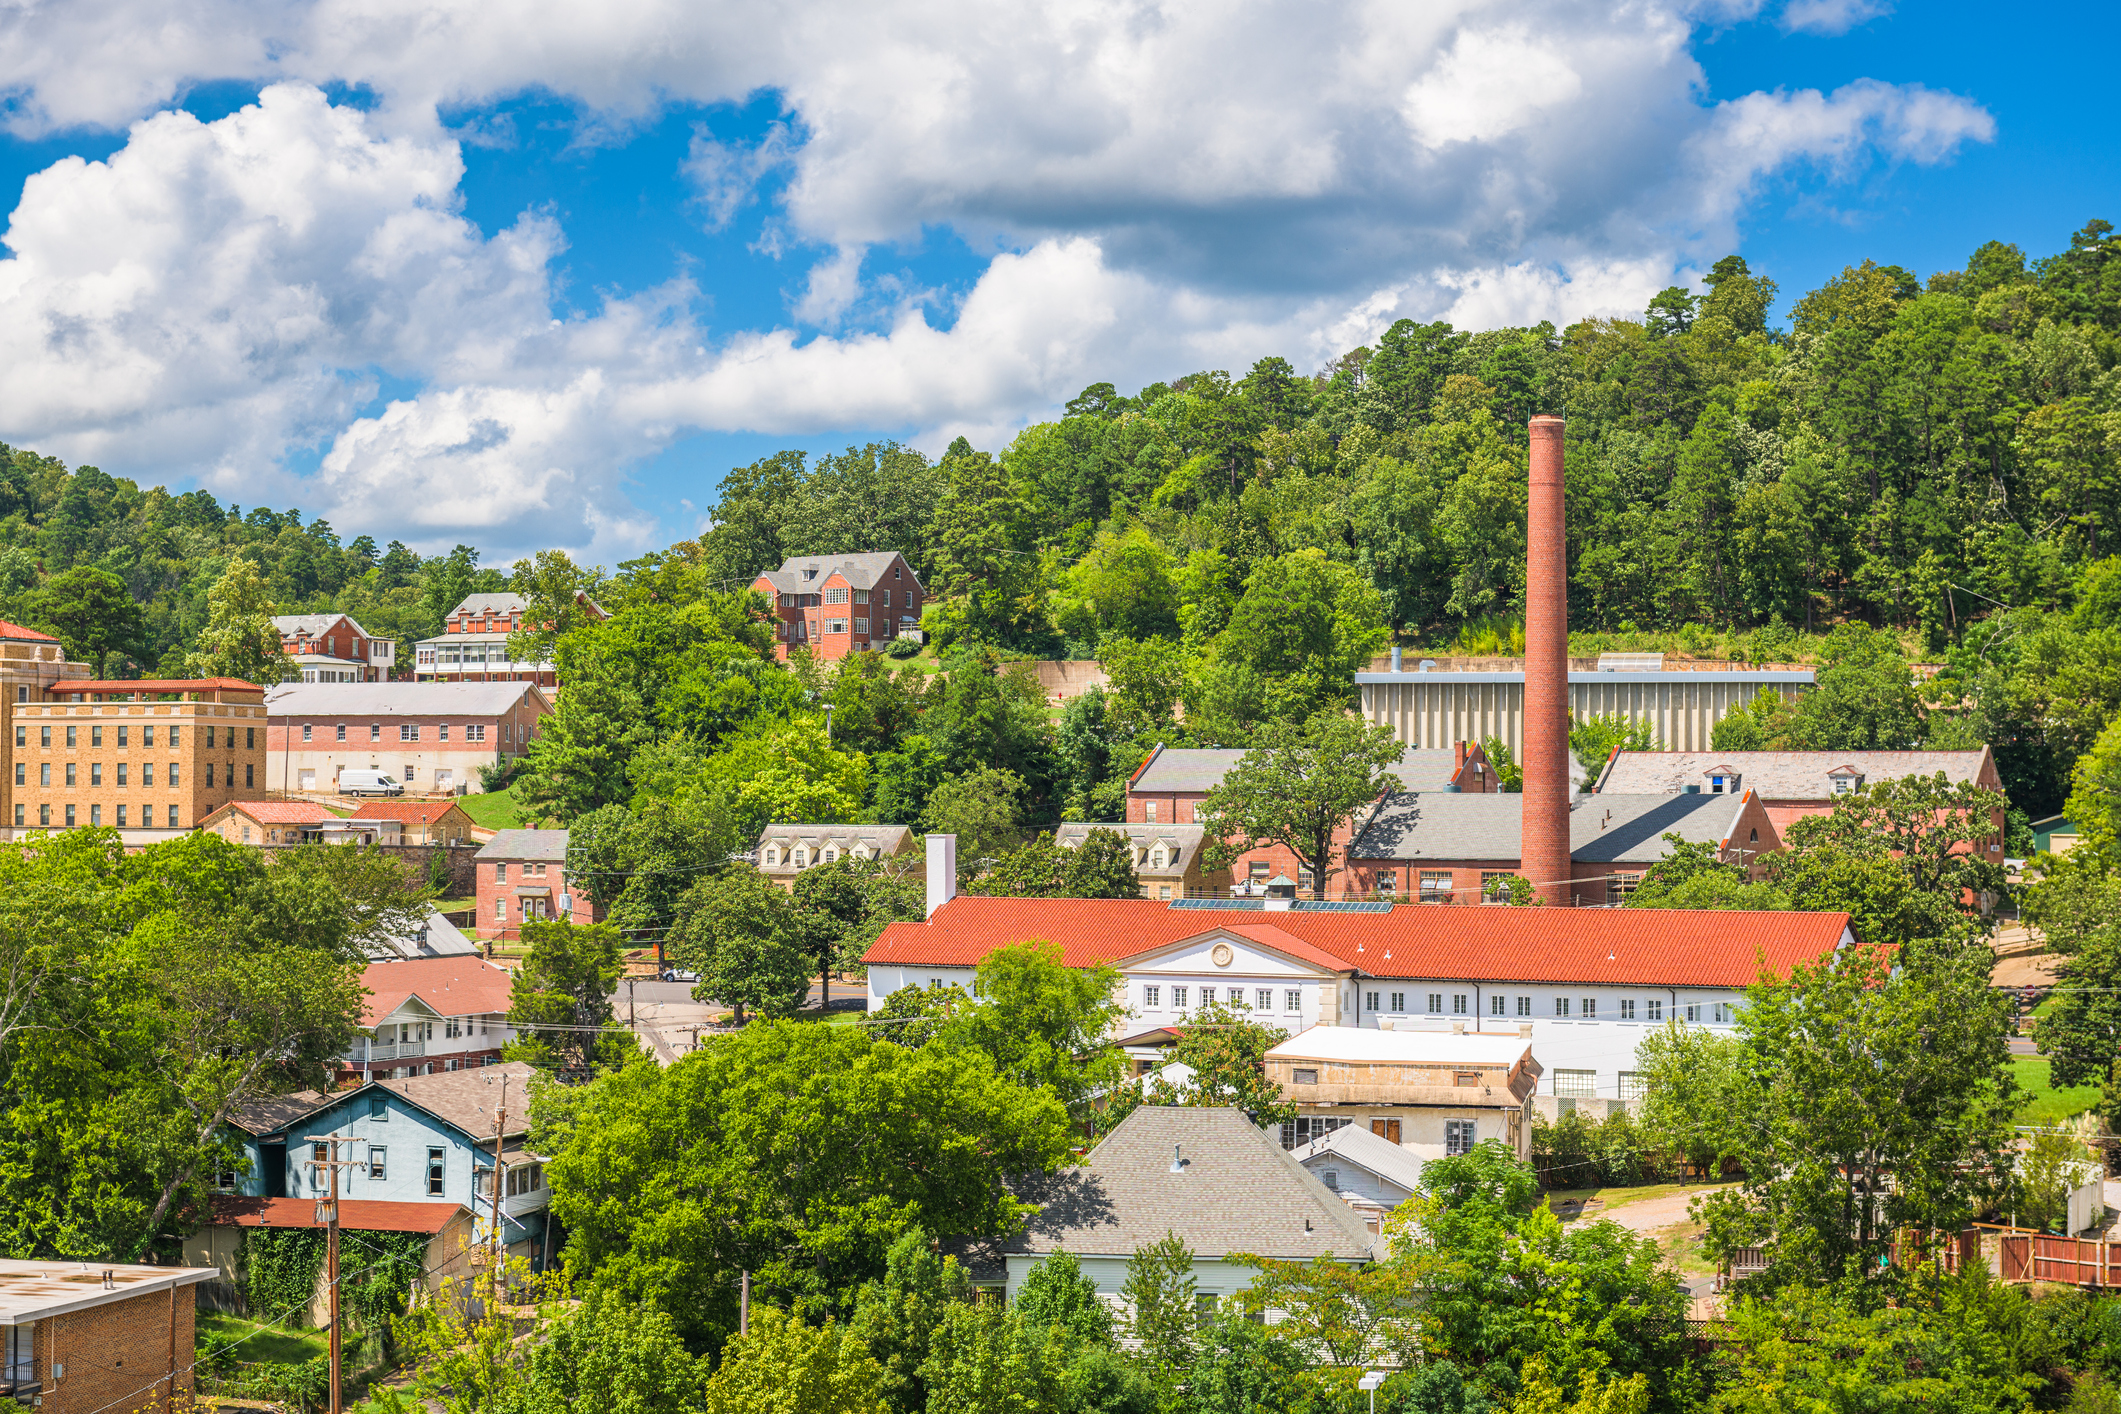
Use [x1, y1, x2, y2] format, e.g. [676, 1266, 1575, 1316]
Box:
[223, 1061, 551, 1267]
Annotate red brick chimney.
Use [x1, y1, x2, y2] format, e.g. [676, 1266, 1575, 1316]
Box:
[1523, 414, 1571, 904]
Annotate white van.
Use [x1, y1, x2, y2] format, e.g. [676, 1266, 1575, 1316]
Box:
[339, 769, 405, 797]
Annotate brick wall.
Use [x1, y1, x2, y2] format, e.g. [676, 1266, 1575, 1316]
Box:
[34, 1287, 195, 1414]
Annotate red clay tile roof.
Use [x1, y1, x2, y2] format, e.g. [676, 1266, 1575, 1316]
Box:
[49, 677, 263, 692]
[215, 801, 335, 824]
[209, 1196, 469, 1233]
[865, 896, 1850, 988]
[350, 802, 471, 824]
[361, 955, 515, 1025]
[0, 619, 57, 643]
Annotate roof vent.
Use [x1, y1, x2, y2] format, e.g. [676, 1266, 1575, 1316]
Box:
[1170, 1144, 1189, 1174]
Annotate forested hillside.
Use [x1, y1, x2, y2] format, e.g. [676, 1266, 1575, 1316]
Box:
[674, 220, 2121, 819]
[0, 453, 505, 677]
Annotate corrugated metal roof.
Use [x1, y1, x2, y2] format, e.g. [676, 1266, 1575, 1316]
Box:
[1354, 669, 1816, 684]
[211, 801, 336, 824]
[265, 682, 549, 716]
[207, 1196, 472, 1234]
[1291, 1124, 1428, 1195]
[865, 894, 1848, 986]
[1596, 748, 1996, 798]
[1347, 791, 1750, 864]
[1007, 1106, 1377, 1260]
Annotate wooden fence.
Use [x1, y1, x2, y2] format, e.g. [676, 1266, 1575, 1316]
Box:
[2001, 1235, 2121, 1285]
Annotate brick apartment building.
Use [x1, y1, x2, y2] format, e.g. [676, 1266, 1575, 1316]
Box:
[6, 678, 269, 840]
[265, 682, 552, 795]
[752, 552, 924, 661]
[1110, 742, 1499, 896]
[272, 611, 396, 682]
[414, 591, 607, 687]
[0, 1259, 213, 1412]
[476, 829, 601, 939]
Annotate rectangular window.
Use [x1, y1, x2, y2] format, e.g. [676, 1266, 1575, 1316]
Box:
[370, 1095, 387, 1120]
[853, 588, 869, 604]
[1581, 998, 1596, 1019]
[371, 724, 381, 741]
[1256, 988, 1273, 1011]
[336, 723, 347, 741]
[205, 763, 215, 787]
[11, 806, 19, 826]
[403, 764, 415, 780]
[65, 726, 75, 747]
[1618, 1072, 1647, 1103]
[1452, 993, 1468, 1014]
[143, 763, 154, 786]
[302, 724, 313, 741]
[1226, 986, 1243, 1005]
[1556, 997, 1571, 1017]
[1419, 870, 1452, 902]
[117, 725, 128, 747]
[90, 725, 101, 747]
[428, 1147, 446, 1194]
[1278, 1116, 1350, 1150]
[438, 725, 450, 741]
[1292, 1067, 1318, 1086]
[1648, 999, 1664, 1021]
[168, 805, 179, 827]
[247, 728, 255, 748]
[1248, 860, 1270, 879]
[246, 765, 254, 787]
[170, 763, 179, 786]
[1445, 1120, 1478, 1155]
[1376, 868, 1397, 895]
[826, 619, 847, 634]
[1388, 992, 1405, 1013]
[369, 1147, 387, 1180]
[496, 862, 508, 882]
[1172, 986, 1189, 1009]
[1365, 991, 1379, 1011]
[1142, 984, 1160, 1008]
[37, 805, 47, 826]
[1426, 993, 1443, 1014]
[1553, 1070, 1597, 1098]
[466, 724, 485, 742]
[400, 725, 419, 741]
[1714, 1003, 1731, 1024]
[1481, 871, 1513, 902]
[1620, 998, 1636, 1020]
[116, 805, 126, 827]
[494, 898, 506, 921]
[63, 805, 74, 826]
[38, 762, 48, 787]
[143, 725, 154, 747]
[205, 726, 216, 748]
[1297, 865, 1315, 891]
[824, 587, 848, 604]
[63, 763, 74, 786]
[90, 763, 101, 786]
[116, 763, 127, 786]
[1285, 989, 1301, 1013]
[853, 618, 868, 634]
[38, 726, 49, 747]
[1606, 872, 1643, 905]
[1144, 802, 1157, 821]
[1685, 1004, 1701, 1023]
[1454, 1071, 1480, 1087]
[88, 805, 100, 825]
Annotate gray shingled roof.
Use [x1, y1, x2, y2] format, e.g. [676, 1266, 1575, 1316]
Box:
[1291, 1123, 1428, 1196]
[264, 682, 549, 716]
[228, 1090, 329, 1138]
[1595, 749, 1995, 798]
[273, 613, 380, 639]
[357, 1061, 537, 1142]
[476, 829, 569, 862]
[1054, 822, 1205, 879]
[1134, 746, 1462, 796]
[1007, 1106, 1378, 1262]
[756, 552, 922, 595]
[1349, 792, 1751, 865]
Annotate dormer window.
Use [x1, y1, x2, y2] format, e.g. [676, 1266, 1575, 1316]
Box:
[803, 567, 818, 581]
[1149, 848, 1167, 869]
[763, 846, 781, 866]
[823, 847, 838, 864]
[1828, 768, 1863, 795]
[791, 848, 808, 869]
[1707, 769, 1739, 794]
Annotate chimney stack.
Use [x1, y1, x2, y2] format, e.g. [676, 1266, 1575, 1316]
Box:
[925, 834, 958, 917]
[1523, 415, 1571, 905]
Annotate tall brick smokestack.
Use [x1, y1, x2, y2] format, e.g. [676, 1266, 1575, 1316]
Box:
[1523, 415, 1571, 904]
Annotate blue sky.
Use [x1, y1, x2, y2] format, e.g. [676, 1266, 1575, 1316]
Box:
[0, 0, 2104, 562]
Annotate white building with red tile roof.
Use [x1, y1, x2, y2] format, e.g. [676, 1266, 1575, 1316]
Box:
[198, 799, 337, 845]
[864, 856, 1853, 1105]
[349, 798, 478, 845]
[344, 954, 516, 1083]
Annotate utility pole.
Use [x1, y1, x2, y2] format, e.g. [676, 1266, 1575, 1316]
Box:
[488, 1071, 511, 1276]
[308, 1133, 364, 1414]
[740, 1270, 750, 1336]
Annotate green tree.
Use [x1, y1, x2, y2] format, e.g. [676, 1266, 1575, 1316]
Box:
[1692, 944, 2018, 1288]
[1012, 1248, 1113, 1346]
[520, 1289, 711, 1414]
[924, 765, 1026, 871]
[667, 868, 807, 1024]
[1191, 550, 1389, 736]
[25, 564, 146, 674]
[545, 1023, 1074, 1337]
[1568, 713, 1655, 785]
[976, 830, 1142, 899]
[1631, 1020, 1745, 1176]
[506, 918, 634, 1077]
[185, 557, 297, 683]
[1783, 625, 1923, 751]
[1099, 999, 1293, 1133]
[848, 1226, 966, 1414]
[791, 854, 925, 1004]
[506, 548, 607, 669]
[939, 942, 1128, 1120]
[702, 1306, 886, 1414]
[1122, 1233, 1198, 1409]
[1199, 711, 1404, 899]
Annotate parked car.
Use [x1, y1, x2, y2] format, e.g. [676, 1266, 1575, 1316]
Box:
[660, 968, 700, 983]
[339, 769, 405, 797]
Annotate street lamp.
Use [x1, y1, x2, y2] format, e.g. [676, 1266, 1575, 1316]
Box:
[1359, 1368, 1387, 1414]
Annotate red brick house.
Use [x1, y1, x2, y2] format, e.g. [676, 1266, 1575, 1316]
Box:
[1121, 742, 1499, 896]
[752, 552, 924, 661]
[414, 591, 608, 687]
[474, 829, 600, 940]
[264, 682, 552, 796]
[272, 612, 395, 682]
[0, 1259, 213, 1412]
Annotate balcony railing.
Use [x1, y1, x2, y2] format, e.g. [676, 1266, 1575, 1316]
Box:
[361, 1041, 426, 1062]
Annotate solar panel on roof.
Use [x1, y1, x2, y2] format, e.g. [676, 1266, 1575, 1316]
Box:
[1290, 900, 1394, 913]
[1168, 898, 1263, 910]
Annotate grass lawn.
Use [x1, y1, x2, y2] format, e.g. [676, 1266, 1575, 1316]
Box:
[198, 1312, 330, 1366]
[2014, 1056, 2101, 1124]
[1543, 1181, 1732, 1217]
[459, 782, 549, 830]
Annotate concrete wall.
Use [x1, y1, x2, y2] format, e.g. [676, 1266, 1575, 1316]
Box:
[1359, 672, 1813, 759]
